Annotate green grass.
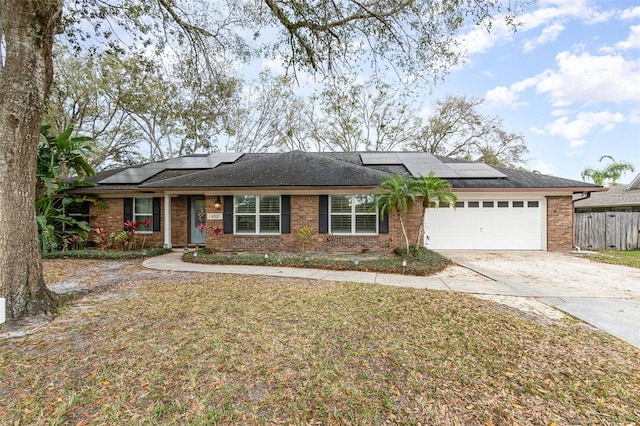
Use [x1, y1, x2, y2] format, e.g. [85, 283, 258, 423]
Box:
[584, 250, 640, 269]
[1, 259, 639, 425]
[43, 247, 171, 260]
[184, 247, 451, 276]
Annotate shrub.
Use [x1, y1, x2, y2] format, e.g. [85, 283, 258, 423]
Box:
[43, 247, 171, 260]
[184, 247, 450, 276]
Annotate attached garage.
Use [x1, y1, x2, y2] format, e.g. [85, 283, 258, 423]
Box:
[424, 196, 546, 250]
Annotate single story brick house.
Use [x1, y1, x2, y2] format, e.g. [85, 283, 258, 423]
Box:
[70, 151, 602, 253]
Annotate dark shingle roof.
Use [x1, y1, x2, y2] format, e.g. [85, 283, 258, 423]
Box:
[74, 151, 603, 193]
[140, 151, 391, 188]
[446, 165, 600, 189]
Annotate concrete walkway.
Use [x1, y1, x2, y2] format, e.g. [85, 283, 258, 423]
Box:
[143, 251, 640, 349]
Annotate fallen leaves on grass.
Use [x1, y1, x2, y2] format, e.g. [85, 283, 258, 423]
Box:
[1, 260, 639, 425]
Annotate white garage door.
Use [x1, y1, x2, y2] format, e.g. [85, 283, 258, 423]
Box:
[424, 199, 545, 250]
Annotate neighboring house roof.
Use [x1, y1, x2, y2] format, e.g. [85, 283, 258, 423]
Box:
[574, 172, 640, 208]
[70, 150, 603, 194]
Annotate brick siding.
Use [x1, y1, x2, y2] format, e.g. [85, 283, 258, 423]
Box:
[88, 198, 165, 249]
[88, 194, 572, 253]
[206, 195, 422, 254]
[171, 196, 189, 247]
[546, 196, 574, 252]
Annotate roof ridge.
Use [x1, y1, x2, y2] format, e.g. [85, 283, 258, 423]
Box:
[625, 172, 640, 191]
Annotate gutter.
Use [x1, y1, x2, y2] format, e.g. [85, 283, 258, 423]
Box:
[573, 191, 592, 203]
[572, 191, 593, 252]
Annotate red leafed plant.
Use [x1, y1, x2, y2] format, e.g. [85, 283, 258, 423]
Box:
[197, 223, 207, 234]
[93, 227, 110, 250]
[124, 220, 139, 232]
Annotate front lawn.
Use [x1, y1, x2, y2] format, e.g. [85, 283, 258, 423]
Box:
[582, 250, 640, 269]
[1, 259, 639, 424]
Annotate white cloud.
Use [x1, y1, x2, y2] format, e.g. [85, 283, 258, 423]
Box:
[614, 25, 640, 51]
[519, 0, 609, 31]
[544, 111, 625, 140]
[531, 160, 554, 174]
[523, 23, 565, 52]
[485, 49, 640, 110]
[456, 23, 512, 56]
[620, 6, 640, 20]
[455, 0, 615, 61]
[536, 51, 640, 106]
[485, 86, 519, 107]
[551, 108, 572, 116]
[484, 75, 543, 107]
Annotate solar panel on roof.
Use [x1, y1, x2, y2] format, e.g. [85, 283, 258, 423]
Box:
[99, 153, 242, 184]
[360, 153, 403, 165]
[447, 163, 507, 178]
[396, 153, 461, 178]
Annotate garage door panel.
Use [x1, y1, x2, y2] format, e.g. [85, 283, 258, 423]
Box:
[425, 200, 543, 250]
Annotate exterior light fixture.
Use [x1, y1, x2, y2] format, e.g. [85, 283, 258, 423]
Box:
[213, 196, 222, 210]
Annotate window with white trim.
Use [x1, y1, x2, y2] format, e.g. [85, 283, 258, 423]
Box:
[134, 198, 153, 232]
[235, 195, 280, 234]
[329, 195, 377, 234]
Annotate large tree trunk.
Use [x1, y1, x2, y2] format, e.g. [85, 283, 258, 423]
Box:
[0, 0, 63, 321]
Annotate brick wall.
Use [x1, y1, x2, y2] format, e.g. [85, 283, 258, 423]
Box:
[88, 194, 426, 253]
[88, 194, 576, 253]
[171, 196, 189, 247]
[89, 198, 165, 249]
[546, 196, 574, 252]
[205, 194, 424, 254]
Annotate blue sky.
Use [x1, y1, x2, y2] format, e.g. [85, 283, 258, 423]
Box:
[253, 0, 640, 183]
[428, 0, 640, 182]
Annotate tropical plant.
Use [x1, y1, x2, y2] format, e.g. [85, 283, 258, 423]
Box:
[374, 173, 417, 254]
[581, 155, 636, 186]
[36, 125, 99, 253]
[92, 227, 111, 250]
[412, 172, 457, 247]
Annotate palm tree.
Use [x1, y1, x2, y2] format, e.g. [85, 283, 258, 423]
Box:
[581, 155, 636, 186]
[374, 173, 416, 254]
[412, 172, 457, 247]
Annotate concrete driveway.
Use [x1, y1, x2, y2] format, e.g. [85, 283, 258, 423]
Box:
[437, 250, 640, 348]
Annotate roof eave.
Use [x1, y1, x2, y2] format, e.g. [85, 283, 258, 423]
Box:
[451, 186, 606, 193]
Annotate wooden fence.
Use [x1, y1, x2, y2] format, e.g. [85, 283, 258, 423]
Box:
[574, 212, 640, 250]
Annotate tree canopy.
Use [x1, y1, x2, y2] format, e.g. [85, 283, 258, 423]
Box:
[1, 0, 523, 320]
[409, 95, 528, 168]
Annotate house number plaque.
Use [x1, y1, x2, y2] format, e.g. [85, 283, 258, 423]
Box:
[207, 213, 223, 220]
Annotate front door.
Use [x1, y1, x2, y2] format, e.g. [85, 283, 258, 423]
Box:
[190, 196, 206, 245]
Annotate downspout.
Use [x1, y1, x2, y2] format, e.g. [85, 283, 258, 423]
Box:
[572, 191, 592, 251]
